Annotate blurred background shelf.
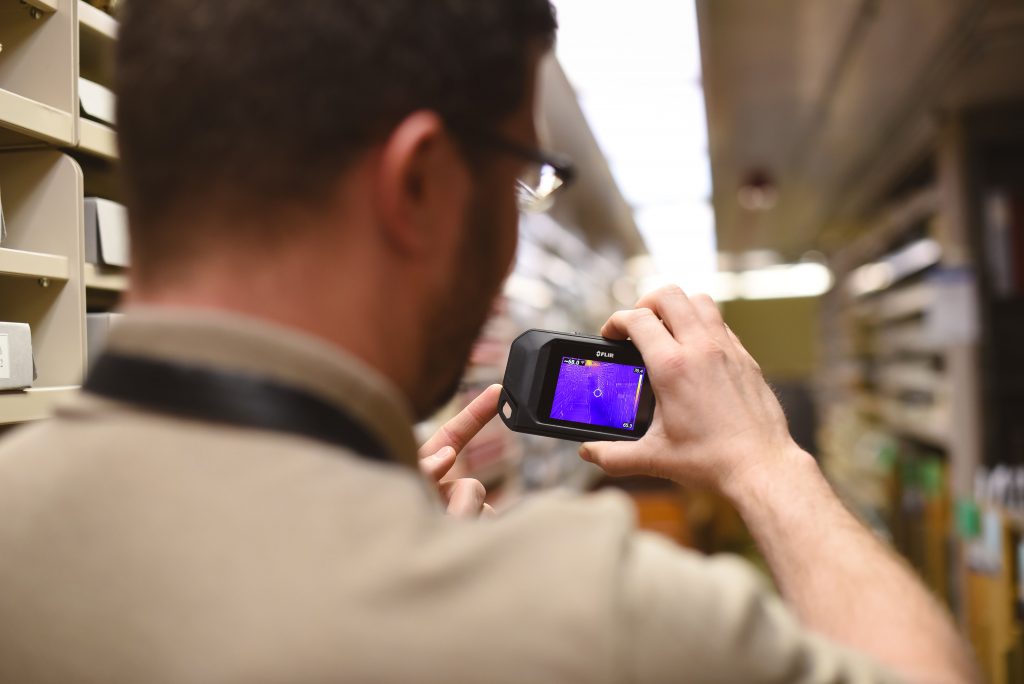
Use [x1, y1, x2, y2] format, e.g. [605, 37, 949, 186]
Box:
[0, 0, 76, 147]
[23, 0, 59, 12]
[0, 89, 75, 146]
[77, 120, 117, 161]
[0, 151, 88, 407]
[0, 248, 70, 281]
[0, 387, 77, 425]
[78, 0, 116, 41]
[0, 0, 121, 429]
[83, 262, 126, 292]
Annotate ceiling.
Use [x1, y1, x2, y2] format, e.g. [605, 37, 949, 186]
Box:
[698, 0, 1024, 259]
[537, 56, 647, 258]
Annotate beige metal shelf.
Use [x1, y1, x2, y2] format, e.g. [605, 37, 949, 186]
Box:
[0, 0, 76, 146]
[83, 262, 127, 292]
[0, 386, 78, 425]
[875, 359, 949, 397]
[78, 0, 116, 41]
[831, 187, 940, 277]
[855, 391, 951, 449]
[878, 284, 933, 321]
[23, 0, 59, 12]
[0, 88, 76, 146]
[78, 119, 117, 160]
[0, 248, 71, 281]
[0, 4, 113, 427]
[885, 418, 950, 450]
[0, 151, 88, 395]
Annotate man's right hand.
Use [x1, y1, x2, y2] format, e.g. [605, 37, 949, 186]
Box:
[582, 285, 979, 684]
[579, 285, 806, 494]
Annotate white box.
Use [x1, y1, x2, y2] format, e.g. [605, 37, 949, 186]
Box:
[0, 322, 35, 391]
[79, 78, 117, 127]
[84, 197, 130, 268]
[0, 183, 6, 245]
[86, 313, 124, 368]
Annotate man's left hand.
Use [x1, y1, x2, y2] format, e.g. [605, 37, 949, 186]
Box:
[418, 384, 502, 519]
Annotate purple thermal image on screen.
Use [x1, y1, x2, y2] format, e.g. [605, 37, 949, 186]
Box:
[549, 357, 645, 430]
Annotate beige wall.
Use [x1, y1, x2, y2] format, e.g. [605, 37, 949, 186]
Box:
[721, 297, 820, 381]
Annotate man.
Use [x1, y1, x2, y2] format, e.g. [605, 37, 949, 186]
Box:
[0, 2, 976, 682]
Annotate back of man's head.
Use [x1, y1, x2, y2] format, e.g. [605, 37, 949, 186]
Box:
[116, 0, 557, 281]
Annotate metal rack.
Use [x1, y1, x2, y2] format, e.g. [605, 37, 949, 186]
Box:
[0, 0, 123, 426]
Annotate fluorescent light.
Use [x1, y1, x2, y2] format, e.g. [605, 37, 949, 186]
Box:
[633, 203, 717, 293]
[552, 0, 716, 294]
[732, 263, 834, 300]
[634, 263, 833, 302]
[553, 1, 703, 84]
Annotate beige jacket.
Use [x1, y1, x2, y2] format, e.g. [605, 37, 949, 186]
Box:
[0, 310, 899, 683]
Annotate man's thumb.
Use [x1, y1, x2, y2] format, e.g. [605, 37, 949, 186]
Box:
[579, 441, 641, 477]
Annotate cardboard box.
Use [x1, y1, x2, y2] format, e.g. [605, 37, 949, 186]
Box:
[86, 313, 123, 368]
[0, 322, 35, 391]
[84, 197, 130, 268]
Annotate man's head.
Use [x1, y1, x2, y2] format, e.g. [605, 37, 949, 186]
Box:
[116, 0, 558, 417]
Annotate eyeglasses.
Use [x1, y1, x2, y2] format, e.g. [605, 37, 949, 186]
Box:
[448, 124, 576, 213]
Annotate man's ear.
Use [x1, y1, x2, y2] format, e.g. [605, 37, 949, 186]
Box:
[374, 111, 471, 255]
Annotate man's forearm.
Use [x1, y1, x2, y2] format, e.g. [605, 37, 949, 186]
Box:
[723, 447, 978, 684]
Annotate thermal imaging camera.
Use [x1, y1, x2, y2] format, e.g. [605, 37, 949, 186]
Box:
[498, 329, 656, 442]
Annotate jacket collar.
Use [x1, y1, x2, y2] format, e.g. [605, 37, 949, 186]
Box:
[97, 307, 421, 468]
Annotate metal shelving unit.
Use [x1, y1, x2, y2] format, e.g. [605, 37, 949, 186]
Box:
[0, 0, 121, 425]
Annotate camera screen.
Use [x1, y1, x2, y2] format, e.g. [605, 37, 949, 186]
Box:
[549, 357, 646, 430]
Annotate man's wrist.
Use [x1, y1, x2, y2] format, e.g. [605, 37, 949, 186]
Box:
[718, 445, 820, 514]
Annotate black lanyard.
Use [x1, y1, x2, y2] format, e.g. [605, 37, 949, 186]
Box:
[84, 353, 390, 462]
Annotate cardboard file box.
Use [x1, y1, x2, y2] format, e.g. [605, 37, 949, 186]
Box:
[84, 198, 130, 268]
[86, 313, 123, 368]
[0, 322, 35, 391]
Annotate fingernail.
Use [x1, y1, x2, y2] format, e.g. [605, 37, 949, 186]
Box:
[578, 445, 591, 462]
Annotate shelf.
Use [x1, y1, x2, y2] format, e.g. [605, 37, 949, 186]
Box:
[874, 320, 940, 357]
[0, 248, 71, 281]
[856, 282, 934, 324]
[887, 417, 950, 450]
[849, 237, 942, 298]
[77, 119, 118, 161]
[22, 0, 58, 13]
[78, 0, 117, 41]
[0, 386, 78, 425]
[856, 392, 951, 448]
[876, 360, 948, 397]
[832, 186, 940, 276]
[0, 89, 75, 145]
[0, 151, 87, 400]
[998, 506, 1024, 534]
[83, 262, 127, 292]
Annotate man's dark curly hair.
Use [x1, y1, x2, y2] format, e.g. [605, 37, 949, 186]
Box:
[116, 0, 557, 260]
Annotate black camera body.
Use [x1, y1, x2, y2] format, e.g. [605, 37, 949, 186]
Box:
[498, 329, 655, 442]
